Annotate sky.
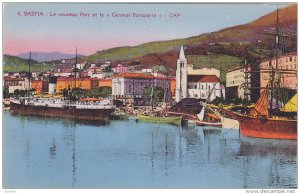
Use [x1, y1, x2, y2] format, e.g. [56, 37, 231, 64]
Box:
[3, 3, 293, 56]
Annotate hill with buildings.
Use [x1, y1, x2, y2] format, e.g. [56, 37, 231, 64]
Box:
[81, 4, 296, 80]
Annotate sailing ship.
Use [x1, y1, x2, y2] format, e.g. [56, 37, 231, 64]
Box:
[221, 9, 297, 140]
[10, 49, 116, 122]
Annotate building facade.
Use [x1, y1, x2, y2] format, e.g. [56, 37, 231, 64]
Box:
[187, 75, 224, 101]
[112, 64, 128, 73]
[175, 46, 224, 102]
[226, 65, 251, 100]
[31, 80, 49, 94]
[112, 73, 171, 98]
[260, 53, 297, 92]
[4, 77, 30, 93]
[56, 77, 99, 92]
[99, 79, 112, 88]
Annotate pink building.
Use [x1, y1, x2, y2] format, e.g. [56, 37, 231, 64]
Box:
[260, 53, 297, 92]
[112, 73, 171, 98]
[112, 64, 128, 73]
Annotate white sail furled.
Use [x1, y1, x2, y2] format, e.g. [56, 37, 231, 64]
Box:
[197, 106, 205, 121]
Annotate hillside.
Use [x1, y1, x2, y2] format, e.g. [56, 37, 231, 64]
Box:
[18, 51, 85, 62]
[81, 4, 297, 79]
[4, 4, 297, 79]
[3, 55, 54, 72]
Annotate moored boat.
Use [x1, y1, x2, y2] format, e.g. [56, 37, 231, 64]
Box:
[10, 97, 116, 122]
[137, 114, 183, 125]
[221, 107, 297, 140]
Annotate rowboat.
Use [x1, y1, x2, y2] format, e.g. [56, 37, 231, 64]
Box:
[137, 114, 183, 125]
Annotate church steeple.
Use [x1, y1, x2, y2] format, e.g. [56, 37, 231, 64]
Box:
[175, 45, 188, 102]
[179, 45, 186, 60]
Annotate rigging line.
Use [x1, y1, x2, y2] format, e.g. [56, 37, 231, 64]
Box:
[223, 123, 239, 135]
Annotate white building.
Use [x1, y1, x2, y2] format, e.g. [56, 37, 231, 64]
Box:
[187, 75, 224, 101]
[175, 45, 224, 102]
[4, 77, 30, 93]
[226, 65, 251, 100]
[175, 46, 188, 102]
[112, 73, 171, 98]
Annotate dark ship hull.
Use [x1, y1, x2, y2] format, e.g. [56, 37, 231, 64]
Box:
[10, 101, 115, 122]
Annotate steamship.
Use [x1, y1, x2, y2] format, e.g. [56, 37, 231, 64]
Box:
[10, 49, 116, 122]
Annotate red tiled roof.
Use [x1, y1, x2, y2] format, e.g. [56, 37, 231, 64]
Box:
[113, 72, 170, 80]
[4, 77, 24, 81]
[187, 75, 220, 83]
[57, 77, 99, 81]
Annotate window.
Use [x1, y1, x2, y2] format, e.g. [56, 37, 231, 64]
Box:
[194, 85, 197, 89]
[289, 57, 292, 62]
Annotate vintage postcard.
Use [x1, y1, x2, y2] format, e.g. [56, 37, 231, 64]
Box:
[2, 2, 297, 191]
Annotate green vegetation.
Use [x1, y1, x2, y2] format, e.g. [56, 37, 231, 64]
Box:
[152, 65, 167, 74]
[86, 87, 112, 98]
[61, 87, 112, 99]
[143, 86, 165, 102]
[8, 89, 35, 97]
[82, 34, 209, 62]
[3, 55, 54, 72]
[187, 54, 243, 81]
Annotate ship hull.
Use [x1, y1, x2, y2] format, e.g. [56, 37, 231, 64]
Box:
[10, 101, 114, 122]
[221, 108, 297, 140]
[137, 114, 182, 126]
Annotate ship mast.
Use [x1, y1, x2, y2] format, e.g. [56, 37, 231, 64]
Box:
[28, 51, 32, 91]
[272, 8, 281, 116]
[74, 47, 78, 97]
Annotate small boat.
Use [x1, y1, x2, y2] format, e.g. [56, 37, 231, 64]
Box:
[195, 120, 222, 127]
[137, 114, 183, 125]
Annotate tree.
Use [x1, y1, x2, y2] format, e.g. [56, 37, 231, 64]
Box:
[86, 87, 112, 98]
[143, 86, 164, 102]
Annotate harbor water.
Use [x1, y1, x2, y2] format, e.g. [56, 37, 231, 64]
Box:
[2, 112, 297, 189]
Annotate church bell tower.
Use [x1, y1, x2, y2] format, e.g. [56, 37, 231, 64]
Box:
[175, 45, 188, 102]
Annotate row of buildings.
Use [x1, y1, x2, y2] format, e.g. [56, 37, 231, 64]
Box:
[3, 46, 297, 104]
[225, 52, 297, 102]
[176, 45, 297, 103]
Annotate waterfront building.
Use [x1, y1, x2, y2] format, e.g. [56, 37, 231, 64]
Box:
[99, 78, 112, 88]
[31, 80, 49, 94]
[4, 77, 30, 93]
[112, 72, 171, 98]
[56, 77, 99, 93]
[187, 75, 224, 101]
[260, 52, 297, 92]
[226, 65, 251, 100]
[170, 77, 176, 97]
[175, 45, 224, 102]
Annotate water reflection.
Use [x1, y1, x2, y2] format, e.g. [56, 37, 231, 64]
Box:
[3, 112, 297, 189]
[49, 142, 56, 160]
[239, 138, 297, 188]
